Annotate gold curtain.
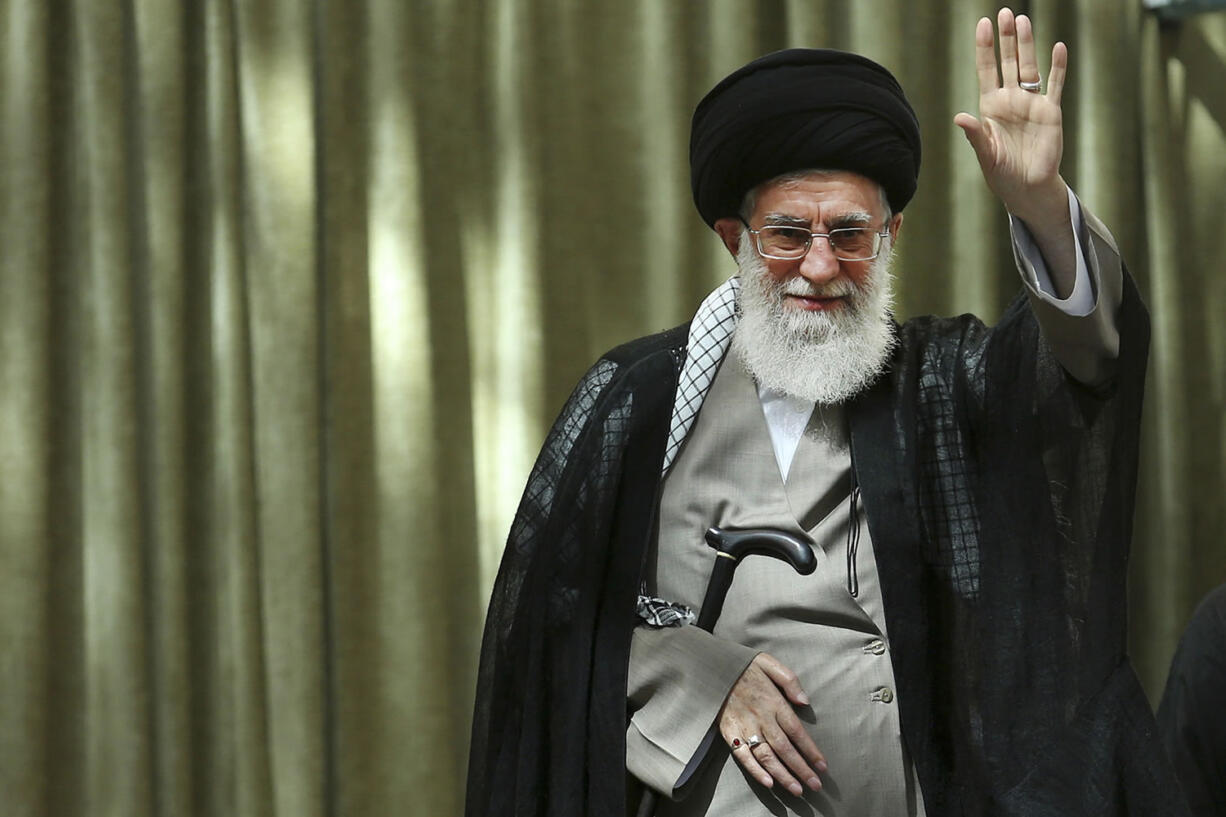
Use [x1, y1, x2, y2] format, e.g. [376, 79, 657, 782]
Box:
[1, 1, 1223, 814]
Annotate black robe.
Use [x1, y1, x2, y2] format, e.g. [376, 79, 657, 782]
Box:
[466, 272, 1188, 816]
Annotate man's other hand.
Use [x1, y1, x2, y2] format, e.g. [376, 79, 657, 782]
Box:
[718, 652, 827, 797]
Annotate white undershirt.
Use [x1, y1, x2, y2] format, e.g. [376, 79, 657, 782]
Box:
[760, 189, 1091, 479]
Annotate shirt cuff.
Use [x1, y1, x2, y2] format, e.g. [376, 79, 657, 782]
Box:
[1010, 186, 1094, 316]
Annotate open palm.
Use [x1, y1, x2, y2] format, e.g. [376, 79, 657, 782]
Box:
[954, 9, 1068, 224]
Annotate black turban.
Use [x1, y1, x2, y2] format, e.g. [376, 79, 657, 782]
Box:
[690, 48, 922, 226]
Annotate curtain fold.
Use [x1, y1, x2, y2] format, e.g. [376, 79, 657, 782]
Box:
[1, 2, 1223, 814]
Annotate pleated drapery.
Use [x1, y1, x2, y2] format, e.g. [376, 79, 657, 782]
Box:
[1, 2, 1223, 815]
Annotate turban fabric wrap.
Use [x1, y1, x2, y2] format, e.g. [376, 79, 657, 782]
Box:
[690, 48, 922, 226]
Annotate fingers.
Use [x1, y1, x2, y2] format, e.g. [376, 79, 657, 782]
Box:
[1016, 14, 1040, 85]
[953, 112, 995, 172]
[722, 723, 815, 796]
[756, 713, 826, 794]
[953, 112, 979, 135]
[1046, 41, 1068, 105]
[979, 10, 1059, 93]
[755, 653, 810, 706]
[997, 7, 1019, 89]
[748, 732, 817, 797]
[775, 706, 827, 775]
[724, 731, 774, 790]
[973, 17, 997, 96]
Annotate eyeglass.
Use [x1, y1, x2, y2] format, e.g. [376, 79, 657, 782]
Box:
[740, 217, 890, 261]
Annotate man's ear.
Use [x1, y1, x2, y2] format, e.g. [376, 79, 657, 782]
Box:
[888, 211, 904, 242]
[712, 217, 743, 259]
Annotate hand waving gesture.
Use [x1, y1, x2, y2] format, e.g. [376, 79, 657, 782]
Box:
[954, 8, 1069, 226]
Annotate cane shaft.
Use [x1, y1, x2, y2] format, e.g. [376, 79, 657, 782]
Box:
[695, 554, 737, 632]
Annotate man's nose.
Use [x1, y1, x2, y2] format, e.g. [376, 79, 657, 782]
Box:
[796, 236, 842, 284]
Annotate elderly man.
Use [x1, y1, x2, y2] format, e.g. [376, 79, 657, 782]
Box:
[467, 9, 1185, 817]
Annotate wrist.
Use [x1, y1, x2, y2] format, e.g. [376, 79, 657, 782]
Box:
[1006, 177, 1069, 231]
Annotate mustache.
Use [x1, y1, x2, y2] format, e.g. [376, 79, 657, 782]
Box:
[778, 278, 859, 299]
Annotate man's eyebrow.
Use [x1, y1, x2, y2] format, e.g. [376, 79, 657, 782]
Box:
[759, 211, 877, 229]
[761, 213, 811, 227]
[826, 211, 874, 229]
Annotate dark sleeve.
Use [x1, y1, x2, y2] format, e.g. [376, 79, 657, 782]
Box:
[465, 341, 679, 817]
[1157, 585, 1226, 817]
[879, 271, 1190, 813]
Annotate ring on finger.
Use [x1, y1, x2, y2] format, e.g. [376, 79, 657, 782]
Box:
[1020, 78, 1042, 93]
[730, 737, 749, 750]
[746, 734, 764, 749]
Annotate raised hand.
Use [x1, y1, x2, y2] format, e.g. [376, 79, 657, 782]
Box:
[718, 652, 827, 797]
[954, 8, 1069, 226]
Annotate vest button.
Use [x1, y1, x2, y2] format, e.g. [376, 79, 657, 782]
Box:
[875, 686, 894, 704]
[864, 638, 887, 655]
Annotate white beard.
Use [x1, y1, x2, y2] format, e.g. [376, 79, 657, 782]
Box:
[731, 235, 897, 405]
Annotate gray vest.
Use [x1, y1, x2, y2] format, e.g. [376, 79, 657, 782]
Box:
[650, 354, 924, 816]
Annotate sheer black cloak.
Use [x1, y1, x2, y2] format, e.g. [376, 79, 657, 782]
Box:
[466, 271, 1187, 816]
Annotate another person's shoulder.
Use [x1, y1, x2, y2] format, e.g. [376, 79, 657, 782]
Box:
[1158, 582, 1226, 718]
[1157, 583, 1226, 817]
[1178, 584, 1226, 649]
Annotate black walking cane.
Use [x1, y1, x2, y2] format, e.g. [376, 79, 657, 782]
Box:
[634, 526, 817, 817]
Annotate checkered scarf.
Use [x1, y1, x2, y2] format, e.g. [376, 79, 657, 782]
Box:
[663, 276, 741, 474]
[638, 276, 741, 627]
